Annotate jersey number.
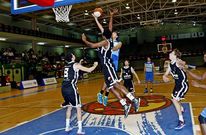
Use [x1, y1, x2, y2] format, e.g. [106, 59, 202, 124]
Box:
[64, 68, 69, 78]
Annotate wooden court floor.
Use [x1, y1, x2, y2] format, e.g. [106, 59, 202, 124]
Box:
[0, 69, 206, 134]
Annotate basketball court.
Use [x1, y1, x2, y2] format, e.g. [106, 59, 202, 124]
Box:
[0, 0, 206, 135]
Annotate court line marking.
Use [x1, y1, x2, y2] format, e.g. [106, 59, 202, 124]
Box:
[0, 99, 61, 119]
[38, 125, 134, 135]
[189, 102, 196, 135]
[1, 102, 195, 135]
[0, 85, 60, 101]
[0, 108, 62, 133]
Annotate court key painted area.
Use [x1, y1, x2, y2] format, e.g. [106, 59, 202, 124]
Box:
[1, 101, 195, 135]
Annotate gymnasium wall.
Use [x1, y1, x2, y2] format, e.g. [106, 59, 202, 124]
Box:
[0, 42, 65, 55]
[119, 23, 206, 57]
[0, 14, 97, 41]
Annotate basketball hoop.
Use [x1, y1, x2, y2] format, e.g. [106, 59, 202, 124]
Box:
[52, 5, 72, 22]
[157, 43, 172, 53]
[162, 46, 168, 54]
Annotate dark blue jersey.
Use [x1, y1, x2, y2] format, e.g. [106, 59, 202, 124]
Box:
[97, 39, 113, 65]
[170, 62, 188, 85]
[62, 61, 79, 86]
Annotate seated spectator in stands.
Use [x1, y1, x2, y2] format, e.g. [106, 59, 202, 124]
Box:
[3, 48, 13, 63]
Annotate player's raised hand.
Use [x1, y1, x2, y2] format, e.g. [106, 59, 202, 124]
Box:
[110, 8, 118, 16]
[92, 13, 98, 19]
[93, 62, 98, 66]
[163, 75, 170, 82]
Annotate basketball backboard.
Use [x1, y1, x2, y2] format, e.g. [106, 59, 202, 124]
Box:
[11, 0, 92, 14]
[157, 43, 172, 53]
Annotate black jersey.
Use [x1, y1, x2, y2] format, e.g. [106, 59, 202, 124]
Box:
[170, 62, 188, 84]
[122, 66, 133, 81]
[97, 39, 113, 65]
[62, 61, 79, 86]
[96, 39, 119, 88]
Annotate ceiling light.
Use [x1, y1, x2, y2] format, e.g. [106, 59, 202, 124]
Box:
[0, 37, 7, 41]
[84, 10, 89, 16]
[37, 42, 46, 45]
[137, 14, 140, 20]
[84, 28, 91, 31]
[42, 15, 53, 19]
[65, 45, 70, 48]
[174, 9, 178, 15]
[193, 21, 196, 26]
[125, 3, 130, 9]
[103, 19, 107, 24]
[172, 0, 177, 2]
[67, 22, 76, 26]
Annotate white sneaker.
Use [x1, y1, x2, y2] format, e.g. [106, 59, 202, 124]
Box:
[77, 130, 85, 135]
[65, 127, 72, 132]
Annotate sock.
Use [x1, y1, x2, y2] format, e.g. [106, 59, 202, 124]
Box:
[179, 115, 184, 122]
[66, 119, 70, 127]
[100, 90, 104, 94]
[77, 121, 82, 132]
[126, 93, 135, 101]
[105, 91, 109, 97]
[181, 106, 184, 112]
[120, 99, 127, 106]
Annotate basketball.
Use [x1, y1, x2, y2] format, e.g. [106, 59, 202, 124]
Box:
[93, 8, 103, 17]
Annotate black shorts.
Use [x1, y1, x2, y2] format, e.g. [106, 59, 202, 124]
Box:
[198, 114, 206, 124]
[61, 83, 81, 107]
[102, 61, 119, 89]
[124, 80, 134, 92]
[172, 82, 189, 101]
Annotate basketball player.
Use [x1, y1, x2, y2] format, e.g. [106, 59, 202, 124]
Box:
[98, 31, 122, 106]
[82, 33, 140, 118]
[186, 72, 206, 135]
[93, 9, 122, 106]
[199, 108, 206, 135]
[61, 53, 98, 134]
[120, 60, 141, 95]
[144, 57, 154, 93]
[163, 49, 189, 130]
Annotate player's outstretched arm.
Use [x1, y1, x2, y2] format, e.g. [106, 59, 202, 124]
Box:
[82, 33, 107, 48]
[163, 63, 171, 82]
[75, 62, 98, 73]
[119, 68, 123, 81]
[109, 9, 118, 31]
[191, 80, 206, 89]
[92, 14, 104, 33]
[187, 70, 206, 81]
[131, 67, 140, 84]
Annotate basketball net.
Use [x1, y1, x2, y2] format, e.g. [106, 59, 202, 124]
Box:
[161, 41, 168, 54]
[52, 5, 72, 22]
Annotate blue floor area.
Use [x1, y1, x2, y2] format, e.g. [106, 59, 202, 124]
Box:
[1, 103, 194, 135]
